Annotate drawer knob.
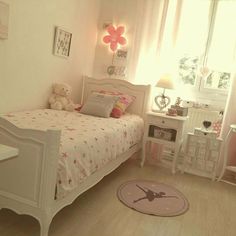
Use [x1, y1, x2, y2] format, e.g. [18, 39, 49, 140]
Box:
[162, 120, 165, 124]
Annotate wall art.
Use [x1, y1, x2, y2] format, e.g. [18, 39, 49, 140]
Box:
[53, 27, 72, 58]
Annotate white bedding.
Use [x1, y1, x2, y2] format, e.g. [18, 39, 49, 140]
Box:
[1, 109, 144, 199]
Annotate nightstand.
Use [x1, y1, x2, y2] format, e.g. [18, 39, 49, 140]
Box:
[141, 112, 188, 174]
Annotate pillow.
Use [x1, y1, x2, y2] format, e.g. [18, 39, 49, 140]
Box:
[98, 90, 136, 118]
[80, 93, 119, 118]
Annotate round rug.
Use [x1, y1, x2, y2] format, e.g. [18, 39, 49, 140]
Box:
[117, 180, 189, 217]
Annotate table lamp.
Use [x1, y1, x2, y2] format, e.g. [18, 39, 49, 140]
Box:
[154, 74, 174, 112]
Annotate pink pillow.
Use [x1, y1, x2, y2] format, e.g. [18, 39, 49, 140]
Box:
[98, 90, 136, 118]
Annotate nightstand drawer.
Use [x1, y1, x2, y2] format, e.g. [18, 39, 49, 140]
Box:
[147, 115, 178, 128]
[148, 125, 177, 142]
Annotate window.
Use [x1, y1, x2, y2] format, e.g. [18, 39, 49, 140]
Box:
[176, 0, 236, 94]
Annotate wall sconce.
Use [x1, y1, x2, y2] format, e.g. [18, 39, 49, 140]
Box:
[103, 25, 127, 52]
[103, 25, 127, 77]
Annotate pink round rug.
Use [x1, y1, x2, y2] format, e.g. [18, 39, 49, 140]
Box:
[117, 180, 189, 217]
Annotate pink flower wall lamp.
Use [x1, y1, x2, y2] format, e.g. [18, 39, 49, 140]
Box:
[103, 25, 127, 52]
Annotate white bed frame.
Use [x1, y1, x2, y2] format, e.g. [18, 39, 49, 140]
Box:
[0, 76, 150, 236]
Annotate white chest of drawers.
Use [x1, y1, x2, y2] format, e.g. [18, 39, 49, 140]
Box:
[182, 132, 222, 180]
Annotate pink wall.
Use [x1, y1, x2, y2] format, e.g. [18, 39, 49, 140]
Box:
[220, 72, 236, 166]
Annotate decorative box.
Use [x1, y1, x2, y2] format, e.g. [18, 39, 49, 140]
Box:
[171, 105, 188, 116]
[194, 128, 217, 139]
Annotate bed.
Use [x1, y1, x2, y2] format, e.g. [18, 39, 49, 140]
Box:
[0, 76, 150, 236]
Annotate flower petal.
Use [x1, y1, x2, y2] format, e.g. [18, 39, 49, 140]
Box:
[116, 26, 125, 35]
[110, 42, 118, 52]
[117, 36, 127, 45]
[107, 25, 116, 35]
[103, 35, 111, 44]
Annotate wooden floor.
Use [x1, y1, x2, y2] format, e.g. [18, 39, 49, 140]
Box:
[0, 158, 236, 236]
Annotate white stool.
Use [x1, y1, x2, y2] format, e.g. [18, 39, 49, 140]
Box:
[218, 124, 236, 184]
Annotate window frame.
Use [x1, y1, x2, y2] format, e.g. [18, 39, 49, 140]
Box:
[177, 0, 234, 96]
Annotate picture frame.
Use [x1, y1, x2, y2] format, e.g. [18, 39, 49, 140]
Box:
[114, 49, 128, 62]
[0, 1, 9, 39]
[53, 27, 72, 58]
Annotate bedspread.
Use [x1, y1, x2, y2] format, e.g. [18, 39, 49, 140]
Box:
[1, 109, 144, 199]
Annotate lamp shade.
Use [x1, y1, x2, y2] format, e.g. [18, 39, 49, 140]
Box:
[156, 74, 174, 90]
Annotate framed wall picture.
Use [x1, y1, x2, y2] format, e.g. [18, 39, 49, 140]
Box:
[53, 27, 72, 58]
[0, 1, 9, 39]
[114, 49, 128, 62]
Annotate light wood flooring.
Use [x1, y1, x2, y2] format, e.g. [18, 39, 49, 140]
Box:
[0, 157, 236, 236]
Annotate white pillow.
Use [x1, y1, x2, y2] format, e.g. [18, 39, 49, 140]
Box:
[80, 93, 119, 118]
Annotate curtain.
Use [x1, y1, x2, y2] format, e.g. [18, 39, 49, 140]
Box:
[127, 0, 182, 162]
[128, 0, 182, 86]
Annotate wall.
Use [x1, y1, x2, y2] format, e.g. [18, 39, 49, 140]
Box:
[93, 0, 139, 81]
[0, 0, 100, 113]
[220, 71, 236, 166]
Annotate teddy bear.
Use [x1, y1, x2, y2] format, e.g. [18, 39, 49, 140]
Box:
[48, 83, 75, 112]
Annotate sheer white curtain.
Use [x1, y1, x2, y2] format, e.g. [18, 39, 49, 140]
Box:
[127, 0, 182, 161]
[128, 0, 182, 85]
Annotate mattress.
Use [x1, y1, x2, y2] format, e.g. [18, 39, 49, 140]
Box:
[1, 109, 144, 199]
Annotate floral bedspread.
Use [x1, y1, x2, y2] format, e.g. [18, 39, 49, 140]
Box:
[1, 109, 144, 199]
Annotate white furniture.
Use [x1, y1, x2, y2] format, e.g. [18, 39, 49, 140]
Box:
[0, 76, 150, 236]
[183, 131, 223, 180]
[0, 144, 18, 161]
[218, 124, 236, 184]
[141, 112, 188, 174]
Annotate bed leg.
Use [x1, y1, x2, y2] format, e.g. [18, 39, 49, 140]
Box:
[39, 214, 52, 236]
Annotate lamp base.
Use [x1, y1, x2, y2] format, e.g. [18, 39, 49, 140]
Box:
[151, 108, 166, 113]
[154, 94, 171, 111]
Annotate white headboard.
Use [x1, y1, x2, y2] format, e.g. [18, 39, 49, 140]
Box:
[81, 76, 151, 119]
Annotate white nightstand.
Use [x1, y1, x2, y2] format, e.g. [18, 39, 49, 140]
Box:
[141, 112, 188, 174]
[0, 144, 19, 161]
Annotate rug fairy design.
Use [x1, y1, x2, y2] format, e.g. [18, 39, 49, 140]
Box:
[117, 180, 189, 217]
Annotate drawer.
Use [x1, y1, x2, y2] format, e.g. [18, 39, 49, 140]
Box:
[194, 128, 217, 138]
[148, 125, 177, 142]
[209, 140, 221, 151]
[187, 134, 221, 152]
[147, 115, 178, 128]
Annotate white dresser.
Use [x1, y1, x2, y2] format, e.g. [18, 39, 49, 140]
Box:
[182, 130, 222, 180]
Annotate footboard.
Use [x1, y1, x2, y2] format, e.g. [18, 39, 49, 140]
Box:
[0, 117, 61, 220]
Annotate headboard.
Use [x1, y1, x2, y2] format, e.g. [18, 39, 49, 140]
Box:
[81, 76, 151, 119]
